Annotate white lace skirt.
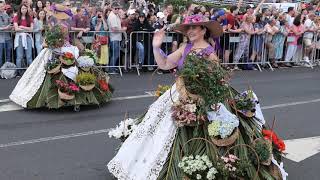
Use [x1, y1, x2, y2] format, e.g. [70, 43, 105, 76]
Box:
[107, 85, 179, 180]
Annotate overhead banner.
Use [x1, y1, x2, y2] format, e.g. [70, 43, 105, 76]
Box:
[262, 3, 298, 13]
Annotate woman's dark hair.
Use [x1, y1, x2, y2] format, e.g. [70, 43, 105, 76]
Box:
[293, 14, 302, 26]
[37, 10, 46, 24]
[35, 0, 44, 13]
[17, 4, 32, 27]
[255, 14, 262, 24]
[200, 26, 211, 40]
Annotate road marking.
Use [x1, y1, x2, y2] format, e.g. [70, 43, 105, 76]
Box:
[0, 99, 10, 103]
[0, 94, 155, 112]
[284, 136, 320, 162]
[261, 98, 320, 110]
[0, 129, 109, 148]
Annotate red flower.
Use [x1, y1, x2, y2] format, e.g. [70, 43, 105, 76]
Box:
[98, 80, 109, 91]
[262, 129, 286, 152]
[64, 52, 74, 59]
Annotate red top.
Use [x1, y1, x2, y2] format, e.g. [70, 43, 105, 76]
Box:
[13, 15, 33, 27]
[226, 13, 235, 29]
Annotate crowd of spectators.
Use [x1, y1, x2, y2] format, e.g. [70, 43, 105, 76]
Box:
[1, 0, 320, 74]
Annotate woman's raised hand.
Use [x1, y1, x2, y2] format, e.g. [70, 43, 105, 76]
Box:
[152, 27, 166, 48]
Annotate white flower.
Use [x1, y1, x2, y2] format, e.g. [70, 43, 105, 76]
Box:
[77, 56, 94, 68]
[184, 103, 197, 112]
[108, 118, 138, 139]
[196, 174, 202, 179]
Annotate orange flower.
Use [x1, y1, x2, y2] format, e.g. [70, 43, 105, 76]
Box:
[64, 52, 74, 59]
[98, 80, 109, 91]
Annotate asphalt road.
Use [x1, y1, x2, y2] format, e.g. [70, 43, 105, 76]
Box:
[0, 67, 320, 180]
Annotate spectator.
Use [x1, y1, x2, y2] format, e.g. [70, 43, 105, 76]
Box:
[13, 4, 34, 75]
[164, 3, 174, 23]
[34, 10, 46, 55]
[272, 14, 288, 66]
[133, 12, 154, 69]
[265, 18, 279, 68]
[126, 9, 136, 34]
[284, 14, 304, 67]
[0, 0, 13, 67]
[92, 8, 108, 34]
[107, 2, 123, 74]
[44, 0, 51, 13]
[251, 14, 265, 66]
[71, 5, 90, 51]
[233, 15, 255, 70]
[286, 7, 295, 26]
[303, 12, 317, 63]
[35, 0, 44, 13]
[154, 12, 167, 30]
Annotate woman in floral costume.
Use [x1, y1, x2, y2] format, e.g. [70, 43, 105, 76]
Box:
[10, 4, 112, 111]
[107, 15, 287, 180]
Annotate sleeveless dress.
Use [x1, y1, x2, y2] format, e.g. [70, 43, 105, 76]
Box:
[107, 44, 269, 180]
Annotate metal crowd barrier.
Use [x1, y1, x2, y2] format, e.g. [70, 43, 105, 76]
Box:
[0, 30, 128, 76]
[2, 29, 320, 77]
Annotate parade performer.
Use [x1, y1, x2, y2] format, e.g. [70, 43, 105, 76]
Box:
[10, 4, 112, 111]
[107, 14, 287, 180]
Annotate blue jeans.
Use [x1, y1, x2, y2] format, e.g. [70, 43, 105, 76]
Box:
[136, 41, 145, 65]
[35, 33, 43, 55]
[16, 36, 33, 73]
[109, 41, 120, 72]
[0, 40, 13, 67]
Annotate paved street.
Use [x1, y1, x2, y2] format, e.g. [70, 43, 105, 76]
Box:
[0, 67, 320, 180]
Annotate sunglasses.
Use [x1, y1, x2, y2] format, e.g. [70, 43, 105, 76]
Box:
[114, 8, 120, 10]
[66, 4, 71, 7]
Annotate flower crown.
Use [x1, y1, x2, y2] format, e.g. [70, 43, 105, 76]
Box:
[183, 15, 206, 24]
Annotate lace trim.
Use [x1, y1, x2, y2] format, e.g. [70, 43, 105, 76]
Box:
[107, 85, 179, 180]
[9, 49, 52, 107]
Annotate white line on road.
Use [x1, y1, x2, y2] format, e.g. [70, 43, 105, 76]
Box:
[0, 94, 155, 112]
[1, 97, 320, 148]
[0, 129, 109, 148]
[0, 99, 10, 103]
[261, 98, 320, 110]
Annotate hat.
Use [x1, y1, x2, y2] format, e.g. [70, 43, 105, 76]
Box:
[139, 12, 145, 17]
[174, 15, 223, 38]
[127, 9, 135, 15]
[215, 9, 225, 17]
[246, 4, 254, 10]
[50, 4, 73, 20]
[157, 12, 165, 19]
[112, 2, 121, 8]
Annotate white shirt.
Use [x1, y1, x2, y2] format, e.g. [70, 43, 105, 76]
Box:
[304, 18, 315, 39]
[107, 11, 122, 41]
[286, 14, 294, 26]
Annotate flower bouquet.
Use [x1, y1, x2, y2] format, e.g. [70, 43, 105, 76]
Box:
[177, 54, 230, 115]
[178, 155, 218, 180]
[55, 80, 80, 100]
[108, 118, 138, 141]
[46, 58, 61, 74]
[216, 154, 251, 179]
[155, 85, 171, 97]
[77, 56, 95, 71]
[230, 90, 257, 118]
[262, 129, 286, 152]
[59, 52, 75, 66]
[76, 72, 96, 91]
[83, 49, 98, 63]
[44, 26, 66, 49]
[172, 98, 206, 127]
[206, 104, 239, 146]
[208, 119, 239, 147]
[251, 138, 273, 165]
